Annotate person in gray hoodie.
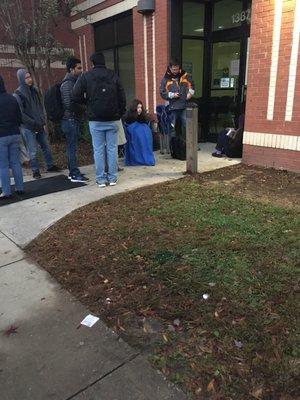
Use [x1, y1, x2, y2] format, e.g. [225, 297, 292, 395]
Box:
[14, 69, 60, 179]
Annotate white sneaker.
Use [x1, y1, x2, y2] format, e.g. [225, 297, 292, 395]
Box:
[97, 182, 106, 188]
[108, 180, 118, 186]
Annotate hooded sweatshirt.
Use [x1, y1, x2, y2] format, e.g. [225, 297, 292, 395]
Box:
[14, 69, 45, 131]
[0, 75, 22, 138]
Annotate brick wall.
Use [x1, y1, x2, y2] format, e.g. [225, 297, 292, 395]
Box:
[244, 0, 300, 171]
[132, 0, 169, 114]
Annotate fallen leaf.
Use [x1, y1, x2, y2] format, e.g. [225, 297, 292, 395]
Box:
[207, 378, 216, 392]
[250, 386, 263, 399]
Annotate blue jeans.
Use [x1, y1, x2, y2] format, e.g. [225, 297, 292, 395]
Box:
[169, 109, 186, 137]
[22, 128, 53, 173]
[0, 135, 24, 196]
[61, 119, 81, 176]
[89, 121, 118, 184]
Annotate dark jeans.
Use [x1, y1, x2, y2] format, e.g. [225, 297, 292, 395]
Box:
[216, 130, 230, 154]
[61, 119, 81, 176]
[169, 109, 186, 137]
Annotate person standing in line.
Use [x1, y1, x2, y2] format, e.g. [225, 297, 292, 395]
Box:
[160, 59, 195, 137]
[72, 52, 126, 187]
[0, 75, 24, 199]
[60, 57, 89, 183]
[14, 69, 60, 179]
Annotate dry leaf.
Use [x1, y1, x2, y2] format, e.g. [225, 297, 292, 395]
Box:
[250, 386, 263, 399]
[162, 334, 168, 342]
[207, 378, 216, 392]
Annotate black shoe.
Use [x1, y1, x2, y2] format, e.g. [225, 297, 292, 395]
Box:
[212, 152, 222, 158]
[0, 194, 13, 200]
[69, 174, 89, 183]
[33, 171, 41, 179]
[47, 165, 61, 172]
[15, 190, 25, 196]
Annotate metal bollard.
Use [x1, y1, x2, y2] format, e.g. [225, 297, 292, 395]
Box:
[186, 103, 198, 174]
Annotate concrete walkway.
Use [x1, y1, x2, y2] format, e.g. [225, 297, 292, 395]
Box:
[0, 144, 240, 400]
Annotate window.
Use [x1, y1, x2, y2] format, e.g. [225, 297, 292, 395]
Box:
[118, 45, 135, 102]
[182, 39, 204, 97]
[211, 41, 240, 92]
[213, 0, 246, 31]
[183, 2, 205, 37]
[94, 13, 135, 103]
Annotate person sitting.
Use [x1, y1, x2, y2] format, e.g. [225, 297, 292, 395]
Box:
[123, 99, 155, 166]
[212, 113, 245, 158]
[0, 75, 24, 200]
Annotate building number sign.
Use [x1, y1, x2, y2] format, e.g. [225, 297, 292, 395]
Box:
[232, 8, 251, 24]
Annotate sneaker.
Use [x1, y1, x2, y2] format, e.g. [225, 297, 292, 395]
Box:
[68, 173, 88, 181]
[70, 175, 88, 183]
[0, 194, 12, 200]
[212, 152, 222, 158]
[97, 182, 107, 188]
[47, 165, 61, 172]
[33, 171, 41, 179]
[118, 166, 124, 172]
[108, 180, 118, 186]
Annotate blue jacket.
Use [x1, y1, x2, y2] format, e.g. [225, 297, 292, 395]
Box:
[0, 76, 21, 138]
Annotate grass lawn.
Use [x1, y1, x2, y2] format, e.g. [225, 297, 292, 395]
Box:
[26, 165, 300, 399]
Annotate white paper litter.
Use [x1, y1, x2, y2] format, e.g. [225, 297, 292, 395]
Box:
[81, 314, 99, 328]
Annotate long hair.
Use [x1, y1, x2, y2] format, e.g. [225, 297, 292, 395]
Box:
[125, 99, 149, 124]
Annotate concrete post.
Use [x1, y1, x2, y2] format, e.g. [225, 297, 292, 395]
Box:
[186, 103, 198, 174]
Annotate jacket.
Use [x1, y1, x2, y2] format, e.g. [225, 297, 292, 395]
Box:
[0, 76, 21, 138]
[14, 69, 45, 132]
[160, 68, 195, 111]
[72, 65, 126, 122]
[60, 73, 83, 120]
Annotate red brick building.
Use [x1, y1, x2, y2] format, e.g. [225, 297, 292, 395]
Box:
[1, 0, 299, 171]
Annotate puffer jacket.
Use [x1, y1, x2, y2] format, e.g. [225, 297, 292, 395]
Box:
[160, 68, 195, 111]
[60, 72, 84, 120]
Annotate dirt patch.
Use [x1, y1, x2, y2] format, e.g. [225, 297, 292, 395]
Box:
[23, 139, 94, 176]
[194, 164, 300, 207]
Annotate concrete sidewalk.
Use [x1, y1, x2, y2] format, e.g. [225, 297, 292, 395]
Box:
[0, 144, 240, 400]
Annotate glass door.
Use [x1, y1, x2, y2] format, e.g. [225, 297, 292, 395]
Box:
[209, 39, 241, 136]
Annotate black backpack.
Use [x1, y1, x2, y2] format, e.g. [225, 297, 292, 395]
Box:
[170, 136, 186, 160]
[44, 83, 63, 122]
[90, 72, 120, 120]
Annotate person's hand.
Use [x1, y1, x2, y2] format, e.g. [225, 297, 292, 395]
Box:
[173, 92, 180, 98]
[186, 92, 192, 100]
